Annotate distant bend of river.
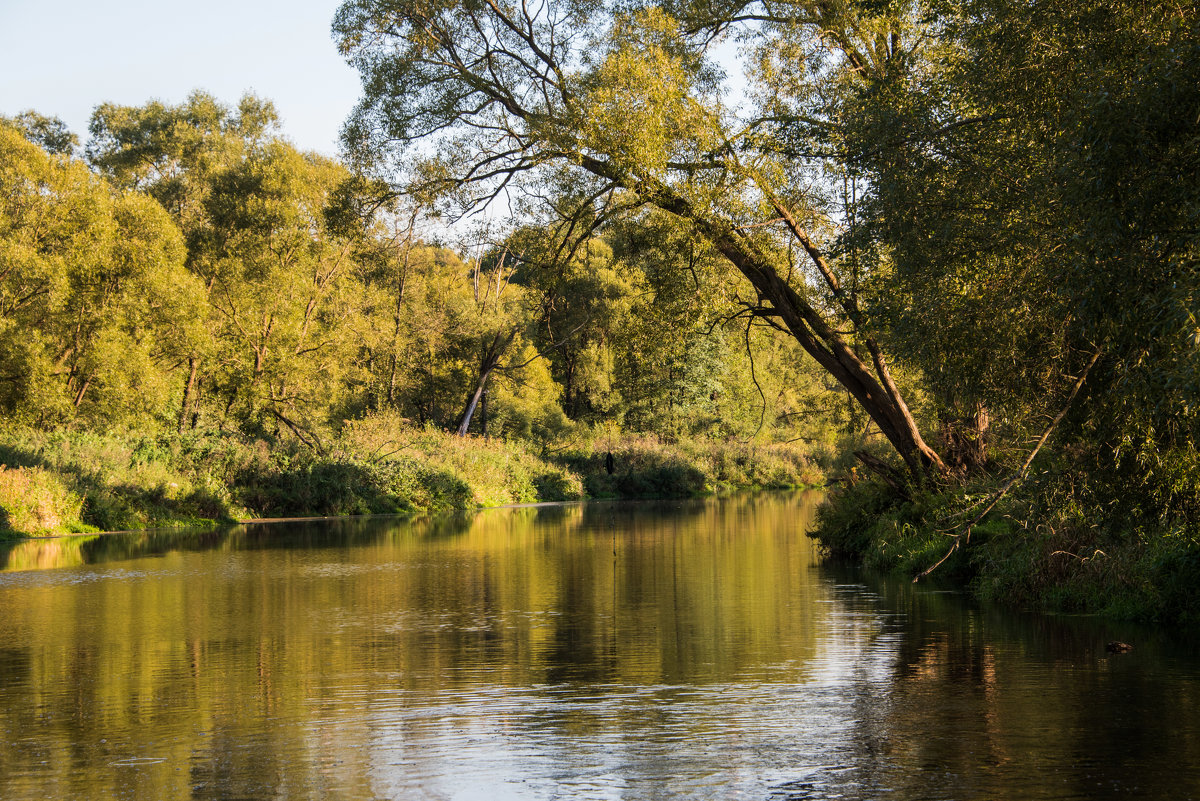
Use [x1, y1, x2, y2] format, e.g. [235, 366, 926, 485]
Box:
[1, 491, 1198, 800]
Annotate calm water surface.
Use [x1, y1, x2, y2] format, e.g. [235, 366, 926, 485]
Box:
[0, 492, 1198, 800]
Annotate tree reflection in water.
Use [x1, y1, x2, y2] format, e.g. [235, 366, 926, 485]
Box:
[0, 492, 1197, 800]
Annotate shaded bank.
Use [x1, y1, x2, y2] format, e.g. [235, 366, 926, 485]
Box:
[811, 475, 1200, 624]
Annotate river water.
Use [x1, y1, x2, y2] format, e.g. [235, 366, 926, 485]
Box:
[0, 492, 1197, 800]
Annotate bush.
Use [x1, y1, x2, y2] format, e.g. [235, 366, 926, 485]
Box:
[560, 432, 823, 499]
[811, 454, 1200, 623]
[0, 466, 89, 538]
[0, 418, 824, 537]
[338, 415, 585, 507]
[232, 456, 474, 518]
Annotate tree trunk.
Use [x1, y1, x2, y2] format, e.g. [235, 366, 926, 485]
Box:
[480, 385, 489, 438]
[179, 356, 199, 433]
[71, 374, 92, 408]
[455, 369, 493, 436]
[940, 403, 990, 475]
[455, 330, 516, 436]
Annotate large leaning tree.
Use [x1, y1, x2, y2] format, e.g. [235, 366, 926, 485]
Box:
[334, 0, 949, 480]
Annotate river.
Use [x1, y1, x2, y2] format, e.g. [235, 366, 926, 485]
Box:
[0, 491, 1197, 799]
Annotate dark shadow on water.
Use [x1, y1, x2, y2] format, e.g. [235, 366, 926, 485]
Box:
[803, 559, 1200, 801]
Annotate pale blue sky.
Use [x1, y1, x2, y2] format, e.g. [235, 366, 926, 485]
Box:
[0, 0, 361, 155]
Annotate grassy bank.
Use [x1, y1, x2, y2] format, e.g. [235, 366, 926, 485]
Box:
[811, 465, 1200, 624]
[558, 433, 824, 499]
[0, 419, 823, 540]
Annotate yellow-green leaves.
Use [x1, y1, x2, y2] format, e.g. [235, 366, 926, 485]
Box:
[582, 7, 721, 177]
[0, 126, 205, 426]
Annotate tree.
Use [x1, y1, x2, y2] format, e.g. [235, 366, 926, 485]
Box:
[605, 211, 749, 436]
[1, 111, 78, 156]
[846, 0, 1200, 503]
[199, 142, 373, 445]
[334, 0, 947, 479]
[88, 92, 278, 234]
[378, 243, 477, 427]
[505, 229, 635, 423]
[88, 92, 282, 430]
[0, 125, 205, 426]
[87, 94, 388, 444]
[449, 246, 535, 435]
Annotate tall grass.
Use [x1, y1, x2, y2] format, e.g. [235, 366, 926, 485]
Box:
[810, 463, 1200, 623]
[0, 427, 240, 532]
[0, 417, 826, 538]
[337, 417, 584, 507]
[0, 466, 89, 538]
[558, 432, 824, 499]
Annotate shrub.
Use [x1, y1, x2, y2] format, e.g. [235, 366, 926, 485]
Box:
[560, 432, 823, 499]
[0, 466, 88, 538]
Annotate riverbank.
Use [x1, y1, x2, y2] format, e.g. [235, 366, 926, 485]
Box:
[0, 424, 823, 540]
[810, 469, 1200, 624]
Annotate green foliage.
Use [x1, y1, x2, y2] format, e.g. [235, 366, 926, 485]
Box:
[813, 457, 1200, 623]
[811, 476, 987, 583]
[0, 422, 574, 534]
[0, 90, 837, 542]
[485, 340, 574, 442]
[579, 5, 723, 177]
[233, 456, 471, 518]
[0, 415, 831, 538]
[338, 415, 585, 507]
[848, 0, 1200, 495]
[87, 90, 278, 205]
[85, 94, 414, 441]
[0, 125, 206, 428]
[961, 456, 1200, 623]
[332, 0, 954, 478]
[1, 110, 78, 155]
[0, 427, 240, 532]
[511, 231, 636, 423]
[805, 0, 1200, 621]
[197, 142, 372, 436]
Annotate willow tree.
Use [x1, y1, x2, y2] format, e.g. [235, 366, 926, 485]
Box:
[199, 143, 375, 445]
[87, 95, 386, 443]
[0, 125, 205, 426]
[88, 92, 281, 430]
[334, 0, 947, 480]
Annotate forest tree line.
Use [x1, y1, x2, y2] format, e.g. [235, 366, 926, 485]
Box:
[331, 0, 1197, 501]
[0, 98, 844, 452]
[328, 0, 1197, 615]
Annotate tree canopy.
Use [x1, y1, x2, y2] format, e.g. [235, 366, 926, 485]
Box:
[0, 124, 204, 426]
[333, 0, 1199, 495]
[2, 92, 830, 452]
[0, 0, 1194, 525]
